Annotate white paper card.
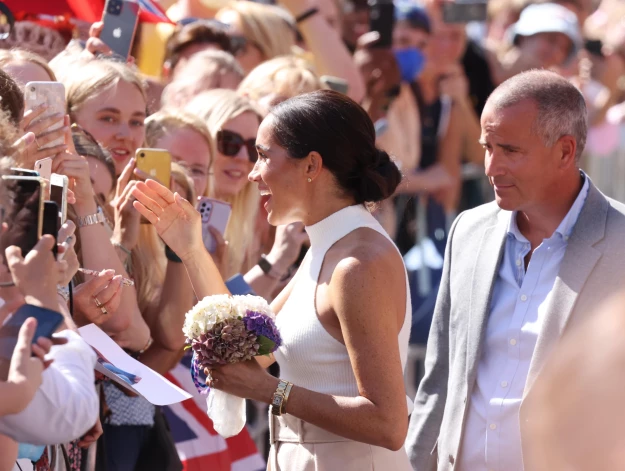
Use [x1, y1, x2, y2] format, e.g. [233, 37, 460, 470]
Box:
[78, 324, 192, 406]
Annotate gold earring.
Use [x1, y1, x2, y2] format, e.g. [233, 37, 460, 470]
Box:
[307, 178, 312, 183]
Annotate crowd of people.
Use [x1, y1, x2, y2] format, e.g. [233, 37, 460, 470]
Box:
[0, 0, 624, 470]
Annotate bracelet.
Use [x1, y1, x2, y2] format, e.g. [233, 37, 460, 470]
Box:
[280, 381, 294, 415]
[113, 242, 132, 257]
[165, 245, 183, 263]
[57, 285, 70, 304]
[77, 207, 106, 228]
[295, 7, 319, 23]
[271, 379, 292, 416]
[138, 337, 153, 355]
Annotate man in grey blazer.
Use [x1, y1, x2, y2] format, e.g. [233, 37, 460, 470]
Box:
[405, 70, 625, 471]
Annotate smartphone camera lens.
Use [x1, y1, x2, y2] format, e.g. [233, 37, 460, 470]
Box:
[107, 0, 122, 15]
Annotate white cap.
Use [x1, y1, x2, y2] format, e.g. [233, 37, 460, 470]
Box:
[509, 3, 582, 62]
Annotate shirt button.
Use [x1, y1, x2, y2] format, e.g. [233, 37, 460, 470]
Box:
[501, 381, 508, 388]
[489, 423, 497, 430]
[515, 259, 522, 267]
[520, 294, 528, 301]
[510, 338, 517, 346]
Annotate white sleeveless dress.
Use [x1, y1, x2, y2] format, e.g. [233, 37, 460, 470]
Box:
[269, 204, 412, 471]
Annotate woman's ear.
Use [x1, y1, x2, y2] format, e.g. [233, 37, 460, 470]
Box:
[304, 151, 323, 182]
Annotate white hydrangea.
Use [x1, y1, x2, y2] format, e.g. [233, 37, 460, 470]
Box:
[182, 294, 238, 339]
[233, 295, 275, 319]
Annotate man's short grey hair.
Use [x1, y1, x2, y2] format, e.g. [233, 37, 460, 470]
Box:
[486, 70, 588, 160]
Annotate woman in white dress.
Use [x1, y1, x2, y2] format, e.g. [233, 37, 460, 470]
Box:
[131, 90, 413, 470]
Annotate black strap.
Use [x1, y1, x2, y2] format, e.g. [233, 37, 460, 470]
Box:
[295, 7, 319, 24]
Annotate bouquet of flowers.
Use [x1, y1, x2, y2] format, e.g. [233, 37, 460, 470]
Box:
[183, 294, 281, 437]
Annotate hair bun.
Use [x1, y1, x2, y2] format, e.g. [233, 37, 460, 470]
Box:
[356, 149, 402, 204]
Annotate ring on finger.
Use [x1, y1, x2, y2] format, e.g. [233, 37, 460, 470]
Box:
[100, 306, 108, 315]
[94, 297, 102, 307]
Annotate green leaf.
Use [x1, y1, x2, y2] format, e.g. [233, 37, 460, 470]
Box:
[256, 335, 276, 356]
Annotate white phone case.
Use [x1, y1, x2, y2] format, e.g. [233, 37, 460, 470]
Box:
[24, 82, 66, 150]
[197, 197, 232, 253]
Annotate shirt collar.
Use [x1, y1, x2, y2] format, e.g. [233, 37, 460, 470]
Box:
[507, 172, 590, 243]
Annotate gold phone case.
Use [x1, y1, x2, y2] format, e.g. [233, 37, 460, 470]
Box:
[135, 148, 172, 185]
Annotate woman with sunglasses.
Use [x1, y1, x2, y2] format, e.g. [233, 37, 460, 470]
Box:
[186, 89, 261, 278]
[131, 89, 412, 469]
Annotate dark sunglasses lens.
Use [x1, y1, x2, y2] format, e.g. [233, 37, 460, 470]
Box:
[218, 132, 242, 157]
[246, 141, 258, 163]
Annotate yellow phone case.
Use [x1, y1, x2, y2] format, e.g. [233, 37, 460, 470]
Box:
[135, 148, 172, 185]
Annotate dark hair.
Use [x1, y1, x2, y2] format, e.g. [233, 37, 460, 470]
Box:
[269, 90, 401, 204]
[165, 21, 233, 73]
[0, 69, 24, 128]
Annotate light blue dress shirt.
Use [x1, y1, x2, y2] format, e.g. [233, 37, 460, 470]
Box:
[457, 175, 590, 471]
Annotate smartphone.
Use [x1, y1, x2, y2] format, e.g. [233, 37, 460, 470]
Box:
[101, 0, 140, 60]
[0, 305, 64, 359]
[34, 158, 53, 182]
[0, 176, 45, 258]
[42, 201, 59, 257]
[369, 0, 395, 48]
[442, 1, 487, 24]
[197, 197, 231, 254]
[10, 168, 39, 177]
[321, 75, 349, 95]
[50, 173, 69, 226]
[135, 148, 172, 185]
[24, 82, 66, 151]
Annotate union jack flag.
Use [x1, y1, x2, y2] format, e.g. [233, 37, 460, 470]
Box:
[162, 354, 265, 471]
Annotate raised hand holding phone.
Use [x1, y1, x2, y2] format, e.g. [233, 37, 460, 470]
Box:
[5, 235, 65, 312]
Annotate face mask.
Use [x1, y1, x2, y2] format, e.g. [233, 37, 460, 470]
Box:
[18, 443, 45, 462]
[394, 47, 426, 83]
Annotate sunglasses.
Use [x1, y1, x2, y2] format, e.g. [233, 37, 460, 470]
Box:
[217, 130, 258, 163]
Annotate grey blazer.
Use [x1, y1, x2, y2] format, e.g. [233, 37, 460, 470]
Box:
[405, 181, 625, 471]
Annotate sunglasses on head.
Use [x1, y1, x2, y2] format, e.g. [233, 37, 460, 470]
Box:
[217, 130, 258, 163]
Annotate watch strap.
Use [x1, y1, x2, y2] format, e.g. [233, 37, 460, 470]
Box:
[77, 208, 106, 228]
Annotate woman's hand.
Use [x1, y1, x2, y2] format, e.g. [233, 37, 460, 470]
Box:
[52, 122, 96, 210]
[83, 22, 135, 64]
[131, 179, 203, 261]
[5, 236, 66, 311]
[5, 318, 47, 413]
[111, 159, 142, 252]
[207, 360, 278, 403]
[208, 226, 229, 277]
[15, 105, 68, 168]
[73, 270, 123, 327]
[267, 223, 308, 275]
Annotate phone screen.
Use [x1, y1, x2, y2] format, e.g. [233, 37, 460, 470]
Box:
[0, 306, 64, 359]
[50, 184, 64, 226]
[0, 177, 43, 259]
[42, 201, 59, 257]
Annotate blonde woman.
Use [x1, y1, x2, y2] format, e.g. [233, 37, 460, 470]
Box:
[238, 55, 322, 115]
[0, 49, 56, 87]
[216, 1, 296, 73]
[146, 109, 213, 197]
[56, 58, 147, 176]
[186, 89, 261, 277]
[161, 50, 244, 109]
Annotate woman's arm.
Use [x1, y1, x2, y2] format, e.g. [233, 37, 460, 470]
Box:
[279, 0, 365, 103]
[213, 239, 409, 450]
